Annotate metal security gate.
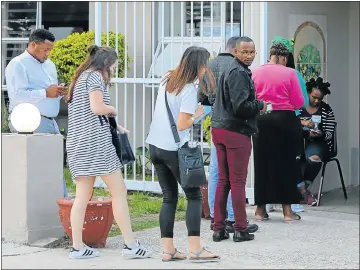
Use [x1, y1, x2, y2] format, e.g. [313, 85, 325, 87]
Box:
[93, 1, 255, 203]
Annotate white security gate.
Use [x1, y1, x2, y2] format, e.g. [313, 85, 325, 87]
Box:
[94, 1, 255, 204]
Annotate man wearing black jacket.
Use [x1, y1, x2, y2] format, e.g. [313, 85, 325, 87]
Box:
[199, 37, 238, 233]
[211, 36, 267, 243]
[199, 37, 259, 236]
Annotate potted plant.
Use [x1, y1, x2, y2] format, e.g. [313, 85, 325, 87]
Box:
[57, 196, 113, 248]
[50, 30, 131, 248]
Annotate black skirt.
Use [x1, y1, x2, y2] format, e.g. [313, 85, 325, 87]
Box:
[254, 110, 303, 205]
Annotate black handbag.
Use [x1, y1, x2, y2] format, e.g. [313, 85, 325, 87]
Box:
[99, 115, 135, 165]
[83, 71, 135, 166]
[164, 91, 207, 188]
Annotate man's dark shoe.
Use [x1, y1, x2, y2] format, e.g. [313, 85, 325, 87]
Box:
[226, 221, 258, 234]
[225, 220, 235, 233]
[212, 230, 230, 242]
[246, 223, 259, 233]
[210, 218, 214, 230]
[233, 230, 255, 242]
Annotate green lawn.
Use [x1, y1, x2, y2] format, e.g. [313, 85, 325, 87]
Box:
[64, 168, 187, 236]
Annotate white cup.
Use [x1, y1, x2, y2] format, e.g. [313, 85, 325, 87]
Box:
[266, 103, 273, 113]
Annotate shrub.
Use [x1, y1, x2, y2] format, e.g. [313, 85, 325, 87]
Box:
[49, 30, 131, 84]
[203, 115, 212, 147]
[1, 103, 10, 133]
[201, 56, 215, 147]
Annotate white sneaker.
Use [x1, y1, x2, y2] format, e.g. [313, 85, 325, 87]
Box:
[266, 204, 275, 212]
[122, 240, 152, 259]
[69, 244, 100, 259]
[291, 204, 305, 213]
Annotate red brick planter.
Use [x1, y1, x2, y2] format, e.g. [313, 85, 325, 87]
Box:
[57, 198, 114, 248]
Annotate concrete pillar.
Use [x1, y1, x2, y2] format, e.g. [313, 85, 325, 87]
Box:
[243, 2, 262, 205]
[2, 134, 64, 244]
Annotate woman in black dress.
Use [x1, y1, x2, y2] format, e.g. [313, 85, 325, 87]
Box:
[252, 43, 304, 221]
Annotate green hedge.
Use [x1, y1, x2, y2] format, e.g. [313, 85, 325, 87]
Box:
[49, 30, 131, 84]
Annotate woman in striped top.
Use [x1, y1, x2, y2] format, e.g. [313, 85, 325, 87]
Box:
[66, 45, 152, 260]
[297, 77, 336, 205]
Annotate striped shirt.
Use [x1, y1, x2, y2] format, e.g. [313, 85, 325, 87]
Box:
[66, 70, 121, 179]
[298, 101, 336, 152]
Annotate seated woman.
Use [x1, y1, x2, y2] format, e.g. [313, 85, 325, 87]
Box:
[297, 77, 336, 205]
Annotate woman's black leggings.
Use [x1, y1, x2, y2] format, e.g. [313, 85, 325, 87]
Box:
[149, 144, 203, 238]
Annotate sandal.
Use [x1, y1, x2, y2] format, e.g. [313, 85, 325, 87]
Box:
[189, 247, 220, 262]
[162, 248, 186, 262]
[255, 212, 269, 221]
[283, 213, 301, 222]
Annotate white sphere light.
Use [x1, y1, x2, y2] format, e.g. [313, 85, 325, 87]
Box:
[10, 103, 41, 134]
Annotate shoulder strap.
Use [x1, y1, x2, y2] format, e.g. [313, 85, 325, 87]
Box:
[164, 90, 181, 145]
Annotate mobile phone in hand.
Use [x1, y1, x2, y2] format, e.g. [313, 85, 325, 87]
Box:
[309, 156, 322, 163]
[59, 82, 69, 87]
[266, 103, 273, 113]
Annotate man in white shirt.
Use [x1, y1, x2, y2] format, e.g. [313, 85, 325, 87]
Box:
[5, 28, 65, 133]
[5, 28, 68, 197]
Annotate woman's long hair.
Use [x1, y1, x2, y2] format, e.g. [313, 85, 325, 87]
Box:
[286, 53, 295, 69]
[66, 45, 118, 103]
[162, 46, 215, 95]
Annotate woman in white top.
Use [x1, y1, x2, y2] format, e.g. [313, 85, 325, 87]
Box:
[146, 46, 220, 262]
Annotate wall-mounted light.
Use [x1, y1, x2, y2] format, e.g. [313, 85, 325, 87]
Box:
[10, 103, 41, 134]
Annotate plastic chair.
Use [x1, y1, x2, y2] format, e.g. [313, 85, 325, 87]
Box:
[316, 122, 348, 206]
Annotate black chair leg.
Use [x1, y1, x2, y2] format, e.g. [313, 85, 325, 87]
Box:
[316, 162, 327, 206]
[334, 158, 348, 200]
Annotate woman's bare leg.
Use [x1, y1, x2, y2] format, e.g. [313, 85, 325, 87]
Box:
[70, 176, 95, 249]
[255, 204, 267, 218]
[101, 170, 136, 246]
[282, 204, 301, 221]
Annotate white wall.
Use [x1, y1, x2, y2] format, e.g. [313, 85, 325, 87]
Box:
[267, 2, 358, 191]
[348, 2, 359, 186]
[243, 2, 263, 69]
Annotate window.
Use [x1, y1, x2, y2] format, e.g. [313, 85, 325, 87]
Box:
[1, 1, 89, 71]
[294, 21, 327, 81]
[149, 2, 242, 79]
[1, 1, 37, 96]
[1, 2, 38, 70]
[225, 2, 242, 39]
[1, 1, 37, 38]
[42, 1, 89, 39]
[185, 2, 242, 39]
[185, 2, 221, 37]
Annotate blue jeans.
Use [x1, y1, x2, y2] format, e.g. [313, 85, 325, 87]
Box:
[208, 139, 234, 222]
[298, 141, 327, 188]
[9, 116, 68, 198]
